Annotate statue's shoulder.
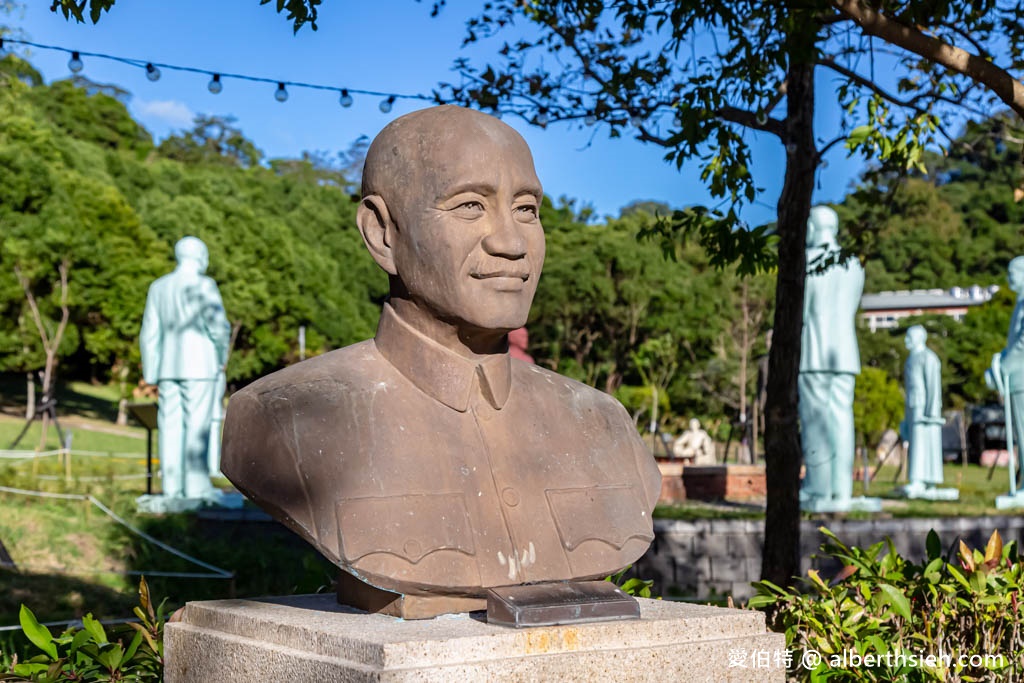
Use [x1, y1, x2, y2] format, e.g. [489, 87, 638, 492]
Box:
[146, 272, 174, 293]
[512, 361, 627, 418]
[236, 340, 384, 404]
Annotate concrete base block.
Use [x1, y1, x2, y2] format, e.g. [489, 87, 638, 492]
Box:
[165, 594, 785, 682]
[135, 491, 245, 514]
[995, 491, 1024, 510]
[801, 496, 882, 513]
[899, 485, 959, 501]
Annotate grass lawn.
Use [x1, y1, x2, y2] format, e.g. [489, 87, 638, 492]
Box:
[0, 382, 335, 634]
[653, 462, 1019, 520]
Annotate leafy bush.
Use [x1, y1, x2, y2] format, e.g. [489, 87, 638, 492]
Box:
[750, 527, 1023, 681]
[0, 578, 164, 682]
[607, 565, 655, 598]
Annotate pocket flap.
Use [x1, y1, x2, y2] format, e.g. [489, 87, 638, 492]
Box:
[546, 485, 654, 551]
[336, 493, 475, 563]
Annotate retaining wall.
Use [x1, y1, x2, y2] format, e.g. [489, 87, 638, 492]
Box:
[636, 514, 1024, 600]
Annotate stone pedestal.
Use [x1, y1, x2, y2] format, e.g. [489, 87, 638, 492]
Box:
[165, 594, 785, 682]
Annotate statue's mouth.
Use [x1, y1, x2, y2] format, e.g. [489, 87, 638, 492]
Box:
[471, 270, 530, 281]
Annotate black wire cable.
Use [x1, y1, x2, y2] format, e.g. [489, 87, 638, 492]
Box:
[1, 37, 435, 102]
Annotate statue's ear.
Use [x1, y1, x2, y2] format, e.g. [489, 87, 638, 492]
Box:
[357, 195, 397, 276]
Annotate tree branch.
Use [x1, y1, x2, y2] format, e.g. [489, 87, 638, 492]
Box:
[831, 0, 1024, 118]
[14, 265, 53, 351]
[54, 260, 71, 358]
[717, 106, 785, 138]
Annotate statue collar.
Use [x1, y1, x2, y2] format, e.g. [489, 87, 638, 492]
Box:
[373, 303, 512, 413]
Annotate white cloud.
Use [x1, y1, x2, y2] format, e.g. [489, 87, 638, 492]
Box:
[133, 99, 195, 130]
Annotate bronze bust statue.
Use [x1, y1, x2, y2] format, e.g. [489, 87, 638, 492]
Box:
[222, 105, 661, 618]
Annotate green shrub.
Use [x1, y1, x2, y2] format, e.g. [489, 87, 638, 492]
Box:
[750, 527, 1023, 681]
[0, 578, 164, 682]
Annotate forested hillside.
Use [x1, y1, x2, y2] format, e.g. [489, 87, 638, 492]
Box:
[0, 55, 774, 427]
[2, 53, 1022, 431]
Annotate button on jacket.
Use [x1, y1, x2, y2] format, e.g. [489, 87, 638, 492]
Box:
[222, 304, 661, 597]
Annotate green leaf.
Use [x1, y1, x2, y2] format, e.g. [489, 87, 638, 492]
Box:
[19, 605, 58, 659]
[123, 629, 144, 662]
[877, 584, 911, 620]
[82, 614, 108, 644]
[925, 529, 941, 560]
[846, 125, 873, 148]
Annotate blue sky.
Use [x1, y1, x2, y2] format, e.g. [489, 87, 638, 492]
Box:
[9, 1, 873, 225]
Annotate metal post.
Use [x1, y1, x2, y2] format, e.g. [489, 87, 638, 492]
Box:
[1006, 377, 1016, 496]
[146, 427, 154, 496]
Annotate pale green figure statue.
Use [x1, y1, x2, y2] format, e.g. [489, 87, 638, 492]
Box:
[137, 237, 237, 513]
[992, 255, 1024, 509]
[798, 206, 880, 512]
[900, 325, 957, 500]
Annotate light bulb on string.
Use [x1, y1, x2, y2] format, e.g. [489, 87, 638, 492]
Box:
[145, 63, 161, 82]
[630, 112, 644, 128]
[379, 95, 395, 113]
[584, 114, 597, 126]
[339, 89, 353, 107]
[536, 109, 550, 128]
[274, 82, 288, 103]
[68, 51, 83, 73]
[208, 74, 223, 94]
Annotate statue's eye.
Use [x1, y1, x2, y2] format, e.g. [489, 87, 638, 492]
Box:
[514, 203, 539, 220]
[452, 200, 485, 217]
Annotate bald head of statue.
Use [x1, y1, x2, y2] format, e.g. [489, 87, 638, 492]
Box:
[356, 106, 546, 352]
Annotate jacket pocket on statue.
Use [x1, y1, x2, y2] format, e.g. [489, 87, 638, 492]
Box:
[336, 492, 476, 564]
[545, 484, 654, 551]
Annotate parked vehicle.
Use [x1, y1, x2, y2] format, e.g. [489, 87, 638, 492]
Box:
[965, 403, 1006, 465]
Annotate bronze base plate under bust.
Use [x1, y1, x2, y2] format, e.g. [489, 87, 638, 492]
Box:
[486, 581, 640, 628]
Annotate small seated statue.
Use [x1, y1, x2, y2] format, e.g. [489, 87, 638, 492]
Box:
[672, 418, 716, 465]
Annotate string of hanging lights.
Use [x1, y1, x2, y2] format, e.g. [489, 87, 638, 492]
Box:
[0, 37, 434, 112]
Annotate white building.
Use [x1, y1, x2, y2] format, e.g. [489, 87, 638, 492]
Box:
[860, 285, 999, 332]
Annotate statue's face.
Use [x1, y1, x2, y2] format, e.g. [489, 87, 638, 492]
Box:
[904, 327, 925, 351]
[1009, 263, 1024, 294]
[387, 120, 545, 333]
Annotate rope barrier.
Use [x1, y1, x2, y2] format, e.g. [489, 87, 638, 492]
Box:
[36, 473, 151, 482]
[0, 561, 227, 580]
[0, 485, 233, 579]
[0, 616, 141, 633]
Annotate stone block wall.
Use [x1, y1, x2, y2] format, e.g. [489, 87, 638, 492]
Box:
[636, 515, 1024, 601]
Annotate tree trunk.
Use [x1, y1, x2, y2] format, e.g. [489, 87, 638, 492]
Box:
[116, 363, 129, 426]
[37, 351, 55, 452]
[761, 30, 817, 588]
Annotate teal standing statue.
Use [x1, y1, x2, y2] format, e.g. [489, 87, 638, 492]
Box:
[137, 237, 239, 513]
[900, 325, 958, 500]
[798, 206, 880, 512]
[992, 256, 1024, 509]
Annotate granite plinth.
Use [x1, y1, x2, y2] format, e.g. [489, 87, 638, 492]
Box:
[164, 594, 785, 682]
